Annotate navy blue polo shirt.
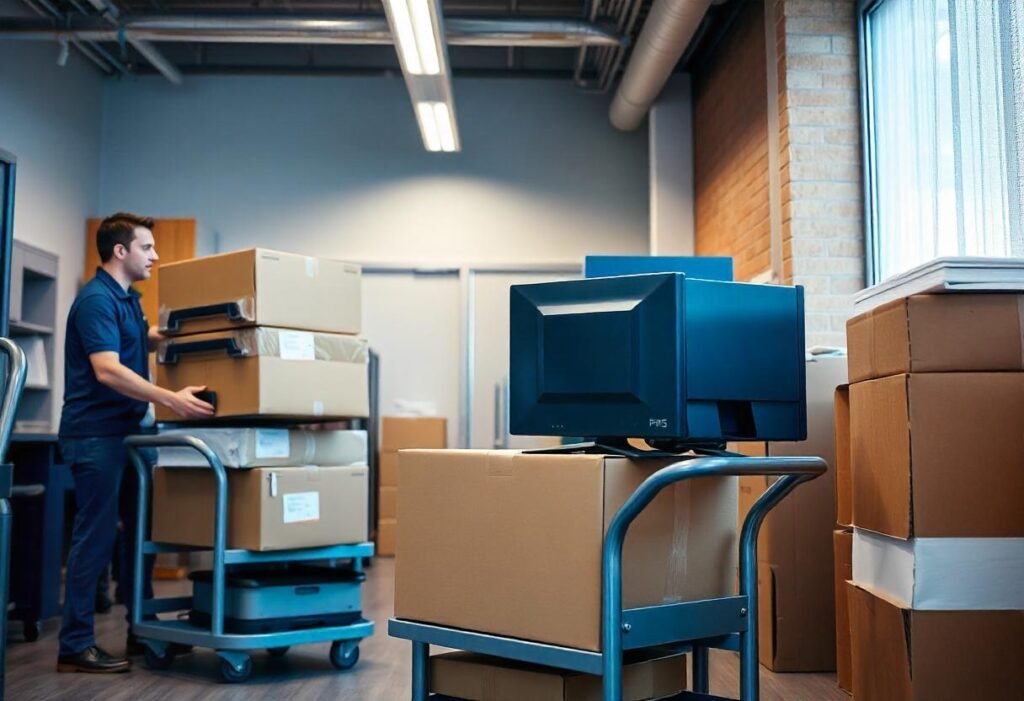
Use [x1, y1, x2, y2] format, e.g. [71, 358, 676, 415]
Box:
[58, 268, 150, 438]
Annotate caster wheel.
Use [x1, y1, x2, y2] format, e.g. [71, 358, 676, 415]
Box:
[143, 646, 175, 671]
[220, 655, 252, 683]
[267, 646, 290, 658]
[23, 621, 40, 642]
[329, 641, 359, 670]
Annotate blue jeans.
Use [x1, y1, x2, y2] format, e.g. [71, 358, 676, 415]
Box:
[58, 436, 155, 656]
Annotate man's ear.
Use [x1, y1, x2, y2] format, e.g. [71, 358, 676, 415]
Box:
[113, 242, 128, 260]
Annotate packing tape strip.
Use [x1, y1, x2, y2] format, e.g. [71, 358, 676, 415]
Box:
[302, 433, 317, 464]
[664, 482, 691, 603]
[313, 400, 324, 417]
[305, 256, 319, 278]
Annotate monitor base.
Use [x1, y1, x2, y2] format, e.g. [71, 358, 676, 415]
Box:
[524, 438, 742, 460]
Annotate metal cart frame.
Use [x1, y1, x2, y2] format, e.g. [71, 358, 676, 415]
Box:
[125, 433, 375, 683]
[389, 454, 826, 701]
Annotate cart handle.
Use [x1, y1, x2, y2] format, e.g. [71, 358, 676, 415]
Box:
[0, 338, 26, 464]
[601, 454, 827, 701]
[124, 434, 231, 638]
[164, 302, 244, 333]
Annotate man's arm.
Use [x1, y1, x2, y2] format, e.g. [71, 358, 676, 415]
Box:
[148, 325, 164, 352]
[89, 352, 215, 419]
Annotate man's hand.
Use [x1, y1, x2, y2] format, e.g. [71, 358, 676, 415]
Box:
[163, 385, 216, 419]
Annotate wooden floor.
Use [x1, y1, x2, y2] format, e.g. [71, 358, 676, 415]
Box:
[7, 558, 847, 700]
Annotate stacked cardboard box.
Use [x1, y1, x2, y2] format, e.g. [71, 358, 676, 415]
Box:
[733, 354, 847, 672]
[151, 249, 371, 551]
[832, 385, 853, 694]
[842, 294, 1024, 700]
[377, 416, 447, 556]
[395, 450, 737, 651]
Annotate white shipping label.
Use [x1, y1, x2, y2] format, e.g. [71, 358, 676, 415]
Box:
[279, 331, 315, 361]
[255, 429, 290, 459]
[282, 491, 320, 524]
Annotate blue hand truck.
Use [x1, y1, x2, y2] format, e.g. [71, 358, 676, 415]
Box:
[125, 433, 374, 683]
[0, 337, 27, 701]
[389, 453, 826, 701]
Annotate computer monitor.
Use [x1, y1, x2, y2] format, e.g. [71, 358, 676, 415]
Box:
[584, 255, 733, 281]
[509, 273, 806, 450]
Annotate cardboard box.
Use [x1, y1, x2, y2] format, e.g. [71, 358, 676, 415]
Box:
[379, 485, 397, 520]
[381, 416, 447, 452]
[379, 452, 399, 488]
[852, 529, 1024, 610]
[732, 355, 845, 672]
[834, 385, 852, 527]
[848, 583, 1024, 701]
[430, 650, 687, 701]
[395, 450, 737, 652]
[833, 530, 853, 694]
[155, 327, 369, 422]
[846, 293, 1024, 383]
[377, 518, 396, 557]
[850, 372, 1024, 538]
[155, 428, 367, 468]
[158, 248, 361, 335]
[152, 465, 367, 551]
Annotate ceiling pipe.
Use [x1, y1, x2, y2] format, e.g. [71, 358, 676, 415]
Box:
[84, 0, 183, 84]
[0, 16, 624, 49]
[609, 0, 713, 130]
[17, 0, 116, 74]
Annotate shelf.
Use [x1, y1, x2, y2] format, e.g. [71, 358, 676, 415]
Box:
[9, 320, 54, 335]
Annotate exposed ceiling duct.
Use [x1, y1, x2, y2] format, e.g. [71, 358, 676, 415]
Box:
[0, 15, 625, 49]
[609, 0, 713, 131]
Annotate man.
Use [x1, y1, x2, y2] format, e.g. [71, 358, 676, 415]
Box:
[56, 213, 214, 673]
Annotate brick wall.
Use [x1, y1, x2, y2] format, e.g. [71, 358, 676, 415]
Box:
[777, 0, 865, 347]
[693, 0, 865, 347]
[693, 0, 771, 283]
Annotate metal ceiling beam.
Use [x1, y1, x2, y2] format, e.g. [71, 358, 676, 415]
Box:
[0, 15, 624, 48]
[84, 0, 183, 83]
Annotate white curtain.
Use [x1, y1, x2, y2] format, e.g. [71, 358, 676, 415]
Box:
[867, 0, 1024, 282]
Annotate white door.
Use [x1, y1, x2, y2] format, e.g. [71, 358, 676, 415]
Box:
[469, 269, 579, 449]
[361, 271, 462, 449]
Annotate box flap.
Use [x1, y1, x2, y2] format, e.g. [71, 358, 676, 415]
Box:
[848, 582, 913, 701]
[834, 385, 852, 527]
[850, 375, 912, 539]
[833, 530, 853, 693]
[382, 417, 448, 451]
[908, 373, 1024, 537]
[847, 299, 909, 383]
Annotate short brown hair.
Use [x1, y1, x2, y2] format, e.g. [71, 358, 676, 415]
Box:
[97, 212, 155, 263]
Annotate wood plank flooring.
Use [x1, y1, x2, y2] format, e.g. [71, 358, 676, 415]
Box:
[6, 558, 848, 700]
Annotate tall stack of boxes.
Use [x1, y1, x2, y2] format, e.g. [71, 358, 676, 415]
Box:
[733, 354, 847, 672]
[832, 384, 853, 695]
[151, 248, 371, 551]
[376, 416, 447, 556]
[840, 294, 1024, 699]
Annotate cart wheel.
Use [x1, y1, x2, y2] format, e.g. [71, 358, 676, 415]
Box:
[329, 641, 359, 670]
[220, 655, 252, 683]
[143, 646, 175, 671]
[23, 621, 40, 642]
[267, 646, 290, 658]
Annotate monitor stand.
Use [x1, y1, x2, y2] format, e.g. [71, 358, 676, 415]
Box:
[524, 438, 739, 460]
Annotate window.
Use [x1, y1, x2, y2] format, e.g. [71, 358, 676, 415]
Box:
[861, 0, 1024, 283]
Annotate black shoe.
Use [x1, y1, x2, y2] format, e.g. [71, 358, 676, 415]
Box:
[56, 646, 132, 673]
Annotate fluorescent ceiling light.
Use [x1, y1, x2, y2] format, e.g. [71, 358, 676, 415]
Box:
[386, 0, 440, 75]
[416, 102, 443, 152]
[433, 102, 457, 152]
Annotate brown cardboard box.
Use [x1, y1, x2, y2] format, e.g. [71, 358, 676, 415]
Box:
[152, 465, 368, 551]
[379, 485, 397, 520]
[377, 518, 396, 557]
[158, 248, 362, 335]
[834, 385, 852, 528]
[395, 450, 737, 652]
[155, 327, 369, 422]
[848, 583, 1024, 701]
[430, 650, 687, 701]
[732, 355, 845, 672]
[846, 293, 1024, 383]
[379, 452, 399, 488]
[381, 416, 447, 452]
[850, 372, 1024, 538]
[833, 530, 853, 694]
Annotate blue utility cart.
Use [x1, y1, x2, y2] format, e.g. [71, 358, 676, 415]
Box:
[389, 453, 826, 701]
[125, 434, 374, 683]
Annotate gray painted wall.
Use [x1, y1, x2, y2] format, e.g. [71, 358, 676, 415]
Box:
[98, 74, 650, 263]
[0, 40, 105, 429]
